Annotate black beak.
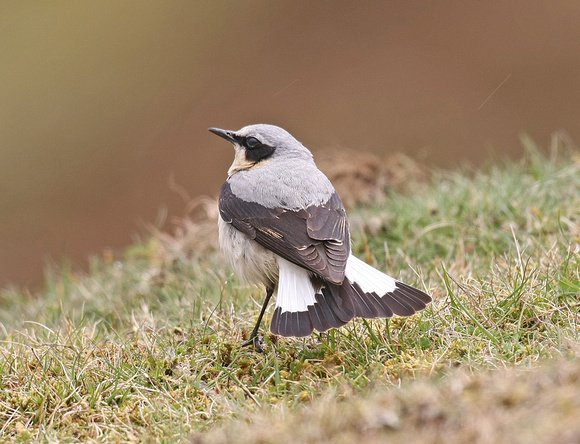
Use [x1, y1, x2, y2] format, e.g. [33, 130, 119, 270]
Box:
[208, 127, 237, 144]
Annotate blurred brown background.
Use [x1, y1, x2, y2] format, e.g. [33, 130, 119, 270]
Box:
[1, 1, 579, 288]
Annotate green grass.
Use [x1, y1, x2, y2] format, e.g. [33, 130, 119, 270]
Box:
[1, 140, 579, 442]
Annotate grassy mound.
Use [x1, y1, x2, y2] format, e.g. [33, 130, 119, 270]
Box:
[1, 140, 579, 442]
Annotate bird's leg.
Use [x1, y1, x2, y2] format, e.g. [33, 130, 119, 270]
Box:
[241, 285, 274, 353]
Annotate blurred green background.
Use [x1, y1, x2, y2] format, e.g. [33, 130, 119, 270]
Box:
[1, 1, 579, 287]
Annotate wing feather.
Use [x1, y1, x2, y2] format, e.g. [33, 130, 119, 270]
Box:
[219, 182, 349, 283]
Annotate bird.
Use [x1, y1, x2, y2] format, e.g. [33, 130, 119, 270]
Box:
[209, 124, 431, 352]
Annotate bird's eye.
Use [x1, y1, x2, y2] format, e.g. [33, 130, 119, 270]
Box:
[246, 137, 261, 149]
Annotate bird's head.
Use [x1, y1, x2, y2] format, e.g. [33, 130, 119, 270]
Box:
[209, 124, 313, 176]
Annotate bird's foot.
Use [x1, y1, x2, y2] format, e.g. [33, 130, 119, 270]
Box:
[241, 333, 265, 353]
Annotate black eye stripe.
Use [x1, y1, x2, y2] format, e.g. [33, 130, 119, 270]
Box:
[245, 142, 276, 162]
[232, 134, 276, 162]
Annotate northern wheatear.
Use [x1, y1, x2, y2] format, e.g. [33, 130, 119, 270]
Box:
[210, 124, 431, 352]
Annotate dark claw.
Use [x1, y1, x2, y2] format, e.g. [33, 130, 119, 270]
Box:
[241, 334, 266, 353]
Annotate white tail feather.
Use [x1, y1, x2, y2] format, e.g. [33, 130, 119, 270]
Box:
[345, 255, 397, 295]
[276, 257, 317, 313]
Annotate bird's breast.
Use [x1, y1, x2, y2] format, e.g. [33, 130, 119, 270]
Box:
[218, 215, 278, 286]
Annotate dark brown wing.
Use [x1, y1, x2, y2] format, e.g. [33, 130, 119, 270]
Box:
[219, 181, 349, 284]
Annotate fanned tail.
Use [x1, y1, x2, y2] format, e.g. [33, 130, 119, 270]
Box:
[270, 255, 431, 338]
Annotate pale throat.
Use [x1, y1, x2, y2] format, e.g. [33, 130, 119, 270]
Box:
[228, 149, 272, 176]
